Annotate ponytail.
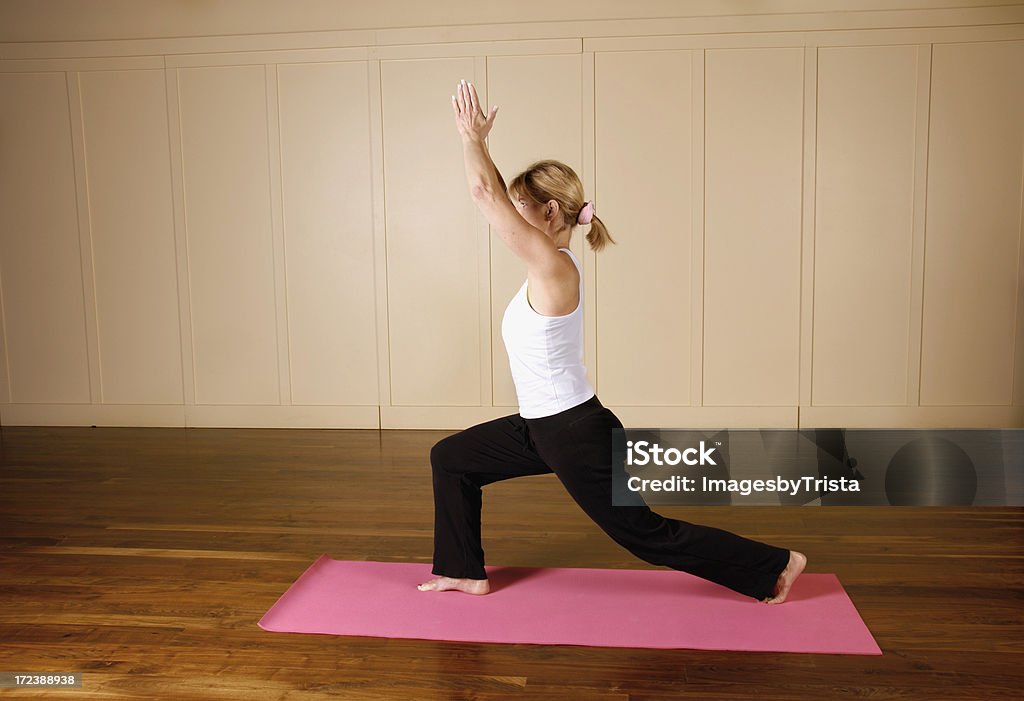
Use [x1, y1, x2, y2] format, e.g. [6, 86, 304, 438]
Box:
[584, 214, 615, 252]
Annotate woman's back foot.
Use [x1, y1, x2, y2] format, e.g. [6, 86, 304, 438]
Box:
[762, 550, 807, 604]
[417, 576, 490, 595]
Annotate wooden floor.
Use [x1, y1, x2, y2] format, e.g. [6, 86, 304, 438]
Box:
[0, 426, 1021, 700]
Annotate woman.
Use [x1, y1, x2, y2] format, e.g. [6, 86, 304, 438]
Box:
[417, 79, 806, 604]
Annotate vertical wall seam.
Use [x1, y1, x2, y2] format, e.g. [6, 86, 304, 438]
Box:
[366, 59, 384, 425]
[268, 63, 292, 407]
[1011, 55, 1024, 408]
[589, 47, 597, 400]
[800, 47, 808, 419]
[177, 67, 199, 409]
[67, 70, 101, 407]
[0, 192, 9, 406]
[486, 54, 496, 407]
[475, 54, 490, 409]
[918, 43, 934, 408]
[690, 47, 703, 411]
[807, 45, 817, 422]
[164, 60, 182, 413]
[701, 48, 707, 409]
[278, 64, 293, 408]
[374, 60, 393, 413]
[908, 42, 930, 411]
[64, 70, 89, 402]
[381, 61, 392, 410]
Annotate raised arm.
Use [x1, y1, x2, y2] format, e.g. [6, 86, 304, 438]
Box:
[452, 79, 562, 274]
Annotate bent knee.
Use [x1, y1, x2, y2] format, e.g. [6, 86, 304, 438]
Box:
[430, 436, 458, 472]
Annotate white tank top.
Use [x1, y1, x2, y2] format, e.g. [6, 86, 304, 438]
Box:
[500, 248, 596, 419]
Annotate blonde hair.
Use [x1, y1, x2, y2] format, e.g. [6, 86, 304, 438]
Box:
[507, 160, 616, 252]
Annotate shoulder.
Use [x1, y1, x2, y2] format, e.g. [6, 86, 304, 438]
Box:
[528, 248, 578, 288]
[540, 247, 577, 272]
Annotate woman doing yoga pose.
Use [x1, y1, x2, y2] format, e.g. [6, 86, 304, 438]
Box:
[417, 79, 806, 604]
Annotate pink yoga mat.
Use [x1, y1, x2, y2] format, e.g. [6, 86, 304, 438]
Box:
[258, 555, 881, 655]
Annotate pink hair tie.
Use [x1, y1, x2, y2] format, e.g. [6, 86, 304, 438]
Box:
[577, 200, 595, 226]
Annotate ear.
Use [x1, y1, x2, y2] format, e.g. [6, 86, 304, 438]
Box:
[546, 200, 560, 220]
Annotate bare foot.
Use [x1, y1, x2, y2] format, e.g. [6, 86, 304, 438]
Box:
[417, 576, 490, 595]
[763, 550, 807, 605]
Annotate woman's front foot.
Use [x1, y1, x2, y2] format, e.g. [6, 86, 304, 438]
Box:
[762, 550, 807, 604]
[417, 576, 490, 595]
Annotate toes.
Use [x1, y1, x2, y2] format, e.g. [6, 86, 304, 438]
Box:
[417, 577, 489, 594]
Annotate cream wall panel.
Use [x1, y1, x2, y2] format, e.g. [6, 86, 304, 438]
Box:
[178, 65, 280, 405]
[812, 46, 920, 406]
[704, 48, 804, 406]
[77, 69, 184, 404]
[920, 40, 1024, 406]
[485, 53, 583, 408]
[594, 50, 692, 406]
[382, 58, 480, 406]
[277, 62, 378, 406]
[0, 72, 91, 404]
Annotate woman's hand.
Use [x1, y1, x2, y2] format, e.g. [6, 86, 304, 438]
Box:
[452, 79, 498, 142]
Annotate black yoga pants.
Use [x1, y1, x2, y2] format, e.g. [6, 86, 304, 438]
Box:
[428, 394, 791, 601]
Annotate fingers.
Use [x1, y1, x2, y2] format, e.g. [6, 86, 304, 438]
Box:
[453, 79, 481, 116]
[452, 80, 497, 134]
[454, 81, 465, 115]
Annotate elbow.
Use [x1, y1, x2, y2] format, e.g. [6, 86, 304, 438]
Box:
[470, 182, 493, 203]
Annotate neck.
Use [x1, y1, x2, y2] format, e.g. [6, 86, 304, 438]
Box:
[549, 228, 571, 250]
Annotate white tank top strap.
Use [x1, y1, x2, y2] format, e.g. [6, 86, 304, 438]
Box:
[558, 247, 583, 280]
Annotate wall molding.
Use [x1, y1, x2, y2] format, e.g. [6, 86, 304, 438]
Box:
[6, 402, 1018, 429]
[1, 6, 1022, 61]
[0, 403, 380, 428]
